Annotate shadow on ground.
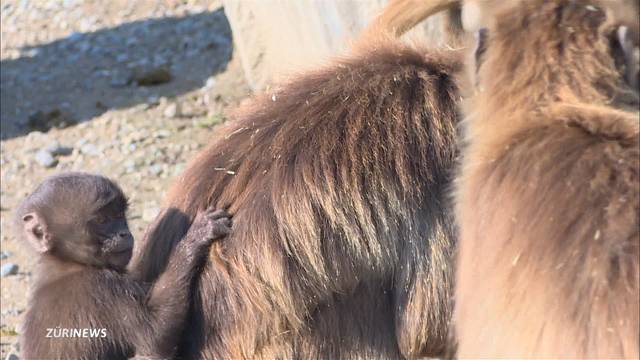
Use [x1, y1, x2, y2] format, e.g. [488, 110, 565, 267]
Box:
[0, 9, 233, 140]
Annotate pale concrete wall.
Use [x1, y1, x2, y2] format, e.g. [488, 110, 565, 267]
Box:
[222, 0, 449, 90]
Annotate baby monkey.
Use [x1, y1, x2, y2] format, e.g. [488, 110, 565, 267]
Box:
[15, 172, 230, 360]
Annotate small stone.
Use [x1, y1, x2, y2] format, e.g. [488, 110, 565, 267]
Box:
[132, 66, 172, 86]
[142, 206, 160, 222]
[0, 251, 11, 259]
[34, 150, 58, 168]
[95, 101, 107, 110]
[125, 37, 138, 47]
[123, 159, 137, 173]
[1, 263, 19, 277]
[123, 159, 135, 168]
[196, 114, 225, 128]
[1, 308, 22, 316]
[149, 164, 163, 176]
[163, 103, 180, 118]
[124, 131, 144, 145]
[154, 130, 171, 139]
[25, 130, 46, 141]
[80, 143, 99, 156]
[146, 96, 160, 106]
[205, 77, 216, 89]
[46, 142, 73, 156]
[23, 131, 49, 150]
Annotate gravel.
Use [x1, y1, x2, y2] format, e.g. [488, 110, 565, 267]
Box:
[163, 102, 181, 118]
[0, 1, 251, 358]
[79, 143, 99, 156]
[34, 149, 58, 168]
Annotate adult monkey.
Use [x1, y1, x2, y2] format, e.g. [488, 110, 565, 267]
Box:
[453, 0, 639, 357]
[130, 0, 465, 358]
[392, 0, 639, 357]
[390, 0, 639, 357]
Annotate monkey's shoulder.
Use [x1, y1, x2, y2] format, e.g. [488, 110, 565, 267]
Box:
[477, 108, 639, 213]
[543, 104, 639, 143]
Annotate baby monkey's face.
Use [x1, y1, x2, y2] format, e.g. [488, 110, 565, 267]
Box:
[88, 200, 133, 270]
[17, 172, 135, 271]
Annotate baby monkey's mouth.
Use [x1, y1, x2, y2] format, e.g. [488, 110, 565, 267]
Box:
[102, 235, 134, 255]
[111, 247, 132, 255]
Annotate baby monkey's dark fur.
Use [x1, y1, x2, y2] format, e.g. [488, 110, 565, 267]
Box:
[15, 172, 231, 360]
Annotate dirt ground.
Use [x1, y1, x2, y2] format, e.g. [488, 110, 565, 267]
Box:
[0, 1, 250, 357]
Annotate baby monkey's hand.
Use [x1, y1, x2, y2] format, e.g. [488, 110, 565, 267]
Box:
[181, 208, 232, 257]
[197, 208, 232, 241]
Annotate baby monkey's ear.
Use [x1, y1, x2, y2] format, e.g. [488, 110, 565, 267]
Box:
[22, 213, 53, 253]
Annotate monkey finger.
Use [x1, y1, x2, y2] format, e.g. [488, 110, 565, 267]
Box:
[205, 208, 232, 220]
[206, 223, 231, 241]
[214, 223, 231, 236]
[212, 218, 232, 232]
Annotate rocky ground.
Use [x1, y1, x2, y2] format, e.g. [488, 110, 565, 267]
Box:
[0, 1, 251, 358]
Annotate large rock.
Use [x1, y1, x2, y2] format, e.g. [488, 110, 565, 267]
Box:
[222, 0, 449, 90]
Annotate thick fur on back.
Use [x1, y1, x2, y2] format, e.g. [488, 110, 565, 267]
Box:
[455, 0, 640, 357]
[137, 40, 462, 359]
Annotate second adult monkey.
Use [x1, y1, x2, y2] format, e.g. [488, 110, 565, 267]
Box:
[365, 1, 638, 357]
[16, 172, 231, 360]
[453, 0, 639, 357]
